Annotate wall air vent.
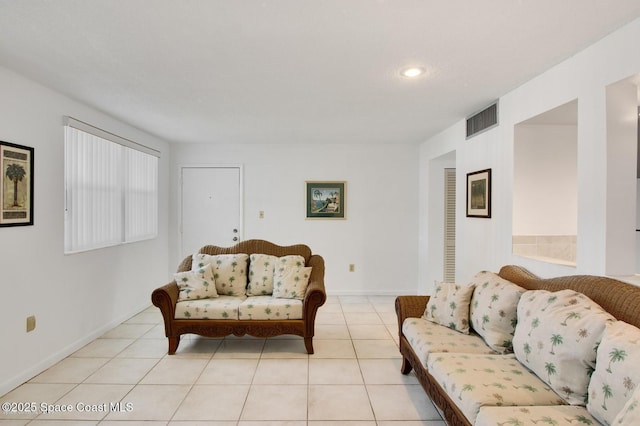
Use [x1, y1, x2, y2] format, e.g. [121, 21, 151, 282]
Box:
[466, 102, 498, 139]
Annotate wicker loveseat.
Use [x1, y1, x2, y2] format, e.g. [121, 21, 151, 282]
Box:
[396, 265, 640, 426]
[152, 239, 326, 355]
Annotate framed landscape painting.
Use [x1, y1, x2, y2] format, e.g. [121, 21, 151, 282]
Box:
[306, 181, 346, 219]
[466, 168, 491, 218]
[1, 141, 34, 227]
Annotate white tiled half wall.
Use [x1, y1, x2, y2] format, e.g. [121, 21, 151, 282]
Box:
[512, 235, 577, 265]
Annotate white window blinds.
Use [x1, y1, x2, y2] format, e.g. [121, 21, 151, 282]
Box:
[64, 117, 159, 253]
[124, 147, 158, 242]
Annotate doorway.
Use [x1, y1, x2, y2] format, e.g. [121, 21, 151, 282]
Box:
[426, 151, 456, 288]
[180, 166, 243, 257]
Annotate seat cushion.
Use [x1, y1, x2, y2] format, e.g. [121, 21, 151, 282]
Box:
[475, 405, 599, 426]
[427, 353, 565, 424]
[402, 318, 496, 367]
[175, 295, 245, 319]
[238, 296, 303, 320]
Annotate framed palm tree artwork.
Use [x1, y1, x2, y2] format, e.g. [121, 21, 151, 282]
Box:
[1, 141, 34, 227]
[306, 181, 346, 219]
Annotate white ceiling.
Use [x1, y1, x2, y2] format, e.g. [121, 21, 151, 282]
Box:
[1, 0, 639, 145]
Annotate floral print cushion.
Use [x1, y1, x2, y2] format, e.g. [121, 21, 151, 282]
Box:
[175, 295, 246, 319]
[513, 289, 615, 406]
[612, 385, 640, 425]
[174, 263, 218, 301]
[423, 281, 475, 334]
[402, 317, 496, 367]
[427, 353, 565, 424]
[238, 296, 303, 320]
[272, 255, 311, 299]
[475, 405, 600, 426]
[469, 270, 525, 353]
[246, 254, 278, 296]
[192, 253, 249, 296]
[587, 321, 640, 425]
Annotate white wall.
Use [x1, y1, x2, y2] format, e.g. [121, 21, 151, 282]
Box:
[419, 16, 640, 290]
[170, 143, 419, 296]
[513, 124, 577, 235]
[605, 80, 638, 275]
[0, 66, 170, 395]
[637, 180, 640, 272]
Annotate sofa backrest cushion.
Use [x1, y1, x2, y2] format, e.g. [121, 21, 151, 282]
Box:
[498, 265, 640, 329]
[247, 254, 278, 296]
[272, 256, 311, 300]
[469, 271, 525, 353]
[513, 289, 615, 405]
[192, 253, 249, 296]
[423, 281, 475, 334]
[587, 320, 640, 425]
[612, 383, 640, 426]
[174, 263, 218, 301]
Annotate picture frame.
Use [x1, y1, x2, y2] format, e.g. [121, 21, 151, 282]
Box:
[1, 141, 34, 227]
[466, 168, 491, 218]
[306, 181, 346, 219]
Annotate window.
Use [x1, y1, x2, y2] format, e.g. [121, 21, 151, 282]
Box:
[64, 117, 159, 253]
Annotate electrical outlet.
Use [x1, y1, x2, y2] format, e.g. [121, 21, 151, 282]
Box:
[349, 264, 355, 272]
[259, 211, 264, 219]
[26, 315, 36, 332]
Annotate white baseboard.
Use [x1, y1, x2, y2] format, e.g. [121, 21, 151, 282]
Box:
[0, 301, 151, 397]
[325, 290, 417, 296]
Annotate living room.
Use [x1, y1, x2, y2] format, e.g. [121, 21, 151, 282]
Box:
[1, 2, 640, 423]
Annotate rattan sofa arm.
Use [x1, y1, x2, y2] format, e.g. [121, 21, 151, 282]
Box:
[176, 255, 193, 273]
[303, 254, 326, 337]
[151, 282, 179, 334]
[304, 254, 326, 306]
[395, 295, 430, 334]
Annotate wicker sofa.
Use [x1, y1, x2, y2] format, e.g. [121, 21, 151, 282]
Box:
[152, 239, 326, 355]
[396, 265, 640, 426]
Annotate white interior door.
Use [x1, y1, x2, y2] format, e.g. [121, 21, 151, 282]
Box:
[181, 166, 242, 257]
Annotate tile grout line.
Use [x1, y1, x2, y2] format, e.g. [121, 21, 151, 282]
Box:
[5, 296, 446, 425]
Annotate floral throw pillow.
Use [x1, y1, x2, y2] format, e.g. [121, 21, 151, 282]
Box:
[192, 253, 249, 296]
[587, 321, 640, 425]
[174, 263, 218, 301]
[272, 255, 310, 299]
[469, 270, 525, 353]
[247, 254, 278, 296]
[513, 289, 615, 405]
[423, 281, 475, 334]
[612, 384, 640, 426]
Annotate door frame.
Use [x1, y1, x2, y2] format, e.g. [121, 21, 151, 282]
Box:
[178, 164, 244, 256]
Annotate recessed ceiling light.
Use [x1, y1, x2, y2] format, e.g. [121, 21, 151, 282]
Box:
[400, 67, 426, 78]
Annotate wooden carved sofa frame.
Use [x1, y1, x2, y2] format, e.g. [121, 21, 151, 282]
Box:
[395, 265, 640, 426]
[152, 239, 326, 355]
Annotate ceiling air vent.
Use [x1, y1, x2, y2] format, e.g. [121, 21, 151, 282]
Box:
[466, 102, 498, 139]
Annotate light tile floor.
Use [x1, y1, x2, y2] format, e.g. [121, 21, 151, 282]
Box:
[0, 295, 446, 425]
